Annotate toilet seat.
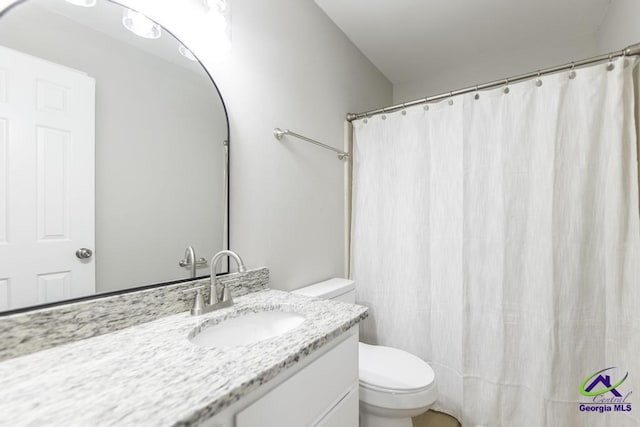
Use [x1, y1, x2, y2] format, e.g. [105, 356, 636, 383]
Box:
[358, 342, 437, 411]
[359, 342, 435, 392]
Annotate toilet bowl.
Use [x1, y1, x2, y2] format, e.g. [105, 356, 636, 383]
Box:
[358, 342, 437, 427]
[292, 278, 438, 427]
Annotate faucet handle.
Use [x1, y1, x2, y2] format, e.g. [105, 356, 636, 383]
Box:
[221, 284, 233, 303]
[182, 286, 205, 316]
[209, 280, 220, 305]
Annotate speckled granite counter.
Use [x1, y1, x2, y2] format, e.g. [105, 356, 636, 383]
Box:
[0, 289, 368, 427]
[0, 268, 272, 361]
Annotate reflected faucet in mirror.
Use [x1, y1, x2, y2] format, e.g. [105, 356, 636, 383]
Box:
[178, 246, 208, 279]
[0, 0, 229, 313]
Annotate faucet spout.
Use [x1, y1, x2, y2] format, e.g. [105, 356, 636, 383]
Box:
[209, 250, 247, 305]
[184, 246, 196, 278]
[210, 250, 246, 276]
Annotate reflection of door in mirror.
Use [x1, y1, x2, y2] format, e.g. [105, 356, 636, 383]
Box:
[0, 46, 96, 311]
[0, 0, 229, 313]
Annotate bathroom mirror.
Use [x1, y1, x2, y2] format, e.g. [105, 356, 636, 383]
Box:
[0, 0, 229, 313]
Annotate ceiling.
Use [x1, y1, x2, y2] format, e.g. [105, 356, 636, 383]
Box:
[314, 0, 613, 85]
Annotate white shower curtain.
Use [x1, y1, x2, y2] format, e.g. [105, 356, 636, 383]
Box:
[351, 57, 640, 427]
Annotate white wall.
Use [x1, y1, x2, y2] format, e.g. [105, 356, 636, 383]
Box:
[596, 0, 640, 200]
[0, 3, 227, 292]
[96, 0, 392, 291]
[393, 0, 640, 104]
[216, 0, 392, 290]
[595, 0, 640, 53]
[393, 34, 598, 103]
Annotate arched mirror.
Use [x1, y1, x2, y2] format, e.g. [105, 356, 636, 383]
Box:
[0, 0, 229, 313]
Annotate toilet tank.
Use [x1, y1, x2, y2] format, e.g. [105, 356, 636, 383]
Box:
[292, 278, 356, 303]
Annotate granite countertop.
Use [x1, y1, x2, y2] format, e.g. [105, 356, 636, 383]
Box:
[0, 289, 368, 427]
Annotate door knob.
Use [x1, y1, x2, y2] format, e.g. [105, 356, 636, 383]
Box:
[76, 248, 93, 259]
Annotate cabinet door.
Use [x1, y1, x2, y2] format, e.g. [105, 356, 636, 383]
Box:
[314, 385, 358, 427]
[236, 333, 358, 427]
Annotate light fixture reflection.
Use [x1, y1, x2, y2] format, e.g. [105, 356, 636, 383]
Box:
[209, 9, 227, 32]
[204, 0, 227, 13]
[178, 45, 197, 62]
[122, 9, 161, 39]
[203, 0, 231, 52]
[65, 0, 97, 7]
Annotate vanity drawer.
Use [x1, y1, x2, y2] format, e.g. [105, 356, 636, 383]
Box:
[315, 384, 359, 427]
[235, 332, 358, 427]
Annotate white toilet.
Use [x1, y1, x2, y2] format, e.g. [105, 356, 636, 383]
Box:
[293, 278, 437, 427]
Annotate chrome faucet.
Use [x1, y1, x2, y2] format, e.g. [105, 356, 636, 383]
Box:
[183, 246, 196, 278]
[178, 246, 208, 278]
[183, 250, 246, 316]
[209, 250, 246, 304]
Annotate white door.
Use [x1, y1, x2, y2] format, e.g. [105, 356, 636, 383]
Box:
[0, 45, 95, 311]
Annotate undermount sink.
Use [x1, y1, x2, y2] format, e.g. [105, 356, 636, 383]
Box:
[189, 310, 306, 348]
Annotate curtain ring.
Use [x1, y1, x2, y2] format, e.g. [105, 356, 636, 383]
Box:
[423, 97, 430, 111]
[535, 70, 543, 87]
[381, 107, 387, 120]
[401, 103, 407, 116]
[503, 78, 510, 94]
[569, 62, 576, 79]
[474, 85, 480, 100]
[607, 55, 615, 71]
[448, 91, 454, 106]
[621, 48, 630, 66]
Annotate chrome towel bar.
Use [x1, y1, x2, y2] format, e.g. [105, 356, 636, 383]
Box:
[274, 128, 349, 160]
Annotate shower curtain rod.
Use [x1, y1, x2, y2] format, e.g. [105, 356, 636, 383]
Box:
[346, 42, 640, 122]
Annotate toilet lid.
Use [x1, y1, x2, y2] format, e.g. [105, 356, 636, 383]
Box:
[358, 342, 435, 393]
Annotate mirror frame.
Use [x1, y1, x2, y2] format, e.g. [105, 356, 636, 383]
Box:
[0, 0, 231, 316]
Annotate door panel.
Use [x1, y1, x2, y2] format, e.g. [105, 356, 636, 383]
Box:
[37, 271, 71, 304]
[37, 79, 68, 113]
[37, 126, 70, 240]
[0, 69, 6, 103]
[0, 117, 6, 244]
[0, 278, 8, 311]
[0, 45, 95, 310]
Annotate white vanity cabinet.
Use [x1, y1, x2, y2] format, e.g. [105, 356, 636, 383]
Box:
[204, 328, 359, 427]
